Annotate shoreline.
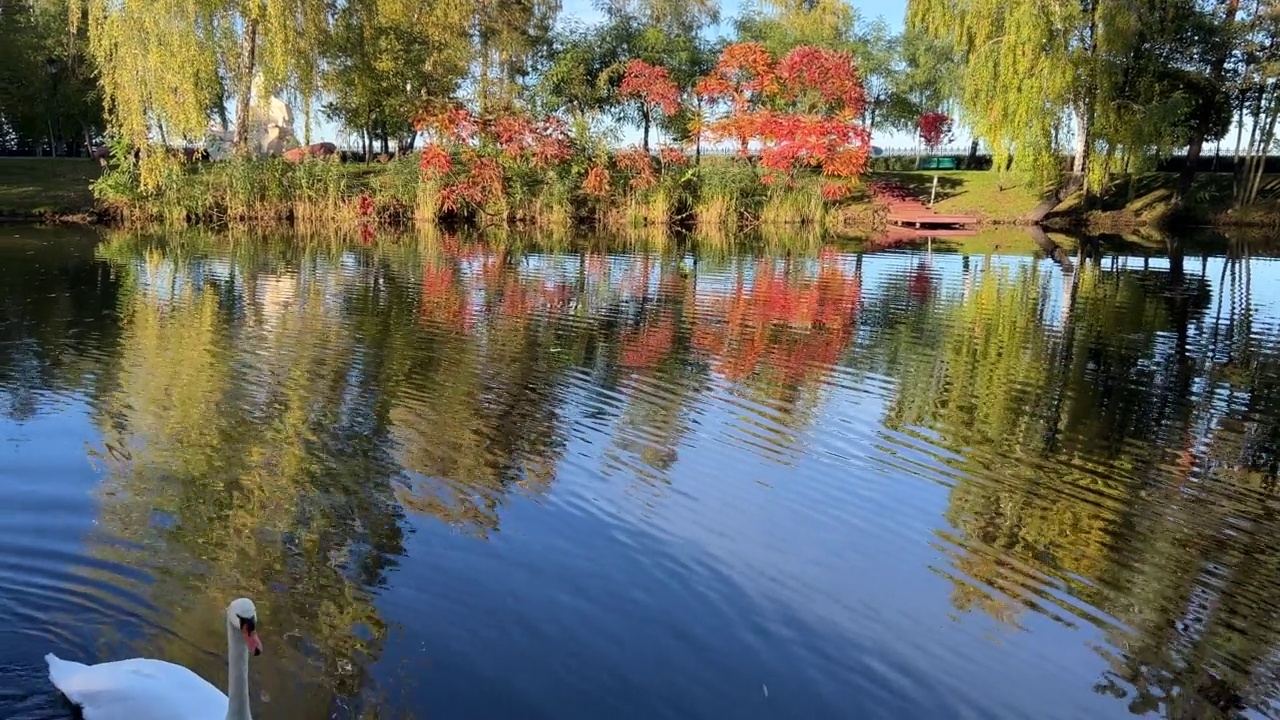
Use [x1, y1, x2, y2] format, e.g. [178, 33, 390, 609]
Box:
[5, 159, 1280, 235]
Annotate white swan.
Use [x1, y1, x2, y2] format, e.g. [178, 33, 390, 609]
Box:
[45, 597, 264, 720]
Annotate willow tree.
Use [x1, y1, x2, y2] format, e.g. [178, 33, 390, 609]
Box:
[907, 0, 1082, 188]
[910, 0, 1227, 206]
[63, 0, 328, 182]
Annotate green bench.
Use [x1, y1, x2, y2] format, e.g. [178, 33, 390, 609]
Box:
[917, 156, 959, 170]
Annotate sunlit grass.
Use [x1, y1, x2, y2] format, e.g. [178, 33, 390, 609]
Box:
[872, 170, 1046, 222]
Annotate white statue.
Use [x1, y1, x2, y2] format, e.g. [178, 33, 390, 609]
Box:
[203, 73, 298, 159]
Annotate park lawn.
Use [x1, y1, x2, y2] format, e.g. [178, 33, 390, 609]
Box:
[870, 170, 1048, 223]
[0, 158, 101, 217]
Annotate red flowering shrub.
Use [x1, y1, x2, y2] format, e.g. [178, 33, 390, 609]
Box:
[695, 42, 777, 113]
[615, 148, 657, 191]
[413, 104, 579, 214]
[821, 182, 853, 201]
[419, 143, 452, 178]
[658, 146, 688, 167]
[529, 117, 573, 170]
[416, 106, 479, 144]
[775, 46, 865, 115]
[583, 165, 611, 197]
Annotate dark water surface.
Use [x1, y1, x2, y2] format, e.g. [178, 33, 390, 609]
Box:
[3, 226, 1280, 719]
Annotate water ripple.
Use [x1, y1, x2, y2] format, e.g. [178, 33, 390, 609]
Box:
[3, 231, 1280, 718]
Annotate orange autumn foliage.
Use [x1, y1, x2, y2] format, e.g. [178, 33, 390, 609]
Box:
[694, 43, 871, 189]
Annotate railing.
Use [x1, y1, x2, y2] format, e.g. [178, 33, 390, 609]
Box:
[874, 145, 972, 157]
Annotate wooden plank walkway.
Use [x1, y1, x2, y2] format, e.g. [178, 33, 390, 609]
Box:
[868, 180, 978, 229]
[868, 224, 977, 249]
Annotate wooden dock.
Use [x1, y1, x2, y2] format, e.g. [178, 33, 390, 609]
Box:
[867, 224, 977, 249]
[869, 180, 978, 229]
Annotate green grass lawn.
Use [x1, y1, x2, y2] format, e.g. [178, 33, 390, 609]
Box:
[871, 170, 1049, 222]
[0, 158, 101, 217]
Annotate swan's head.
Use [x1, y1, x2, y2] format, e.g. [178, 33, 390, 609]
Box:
[226, 597, 263, 657]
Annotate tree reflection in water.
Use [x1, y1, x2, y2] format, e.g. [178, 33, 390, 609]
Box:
[6, 227, 1277, 718]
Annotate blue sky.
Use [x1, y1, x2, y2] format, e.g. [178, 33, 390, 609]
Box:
[312, 0, 910, 148]
[560, 0, 907, 29]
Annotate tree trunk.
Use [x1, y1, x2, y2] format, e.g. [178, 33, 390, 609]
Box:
[1023, 173, 1084, 224]
[641, 106, 651, 152]
[1247, 103, 1279, 204]
[1176, 0, 1241, 200]
[1072, 104, 1092, 206]
[1237, 84, 1273, 206]
[478, 46, 491, 114]
[303, 101, 312, 146]
[233, 18, 260, 153]
[966, 139, 979, 169]
[1073, 0, 1099, 202]
[216, 74, 231, 132]
[1234, 82, 1262, 203]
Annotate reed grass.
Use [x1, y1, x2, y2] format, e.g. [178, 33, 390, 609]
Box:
[694, 193, 739, 235]
[759, 183, 826, 226]
[93, 154, 863, 233]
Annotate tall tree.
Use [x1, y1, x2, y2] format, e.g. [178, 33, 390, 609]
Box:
[883, 29, 956, 132]
[323, 0, 471, 159]
[470, 0, 561, 113]
[907, 0, 1081, 186]
[1175, 0, 1241, 200]
[0, 0, 103, 154]
[60, 0, 329, 169]
[909, 0, 1229, 203]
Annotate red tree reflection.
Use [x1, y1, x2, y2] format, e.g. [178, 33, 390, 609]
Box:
[416, 244, 862, 386]
[694, 251, 860, 383]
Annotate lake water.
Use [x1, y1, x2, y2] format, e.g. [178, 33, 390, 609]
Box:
[2, 225, 1279, 719]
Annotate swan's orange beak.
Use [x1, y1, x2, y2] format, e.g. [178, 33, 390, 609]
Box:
[243, 627, 263, 656]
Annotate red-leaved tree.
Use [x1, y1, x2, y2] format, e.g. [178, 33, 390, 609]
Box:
[917, 112, 953, 154]
[696, 43, 871, 198]
[916, 111, 954, 207]
[619, 59, 682, 152]
[695, 42, 777, 154]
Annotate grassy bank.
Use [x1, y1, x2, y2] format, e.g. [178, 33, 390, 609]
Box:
[89, 159, 1052, 230]
[9, 156, 1277, 233]
[89, 152, 862, 232]
[868, 169, 1280, 230]
[1048, 171, 1280, 229]
[0, 158, 101, 220]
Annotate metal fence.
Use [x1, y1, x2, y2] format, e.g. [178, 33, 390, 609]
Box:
[662, 144, 974, 158]
[685, 145, 972, 157]
[874, 145, 971, 157]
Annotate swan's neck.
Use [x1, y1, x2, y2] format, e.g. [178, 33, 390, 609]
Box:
[225, 623, 251, 720]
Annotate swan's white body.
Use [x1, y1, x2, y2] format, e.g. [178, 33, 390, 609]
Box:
[44, 654, 230, 720]
[44, 598, 261, 720]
